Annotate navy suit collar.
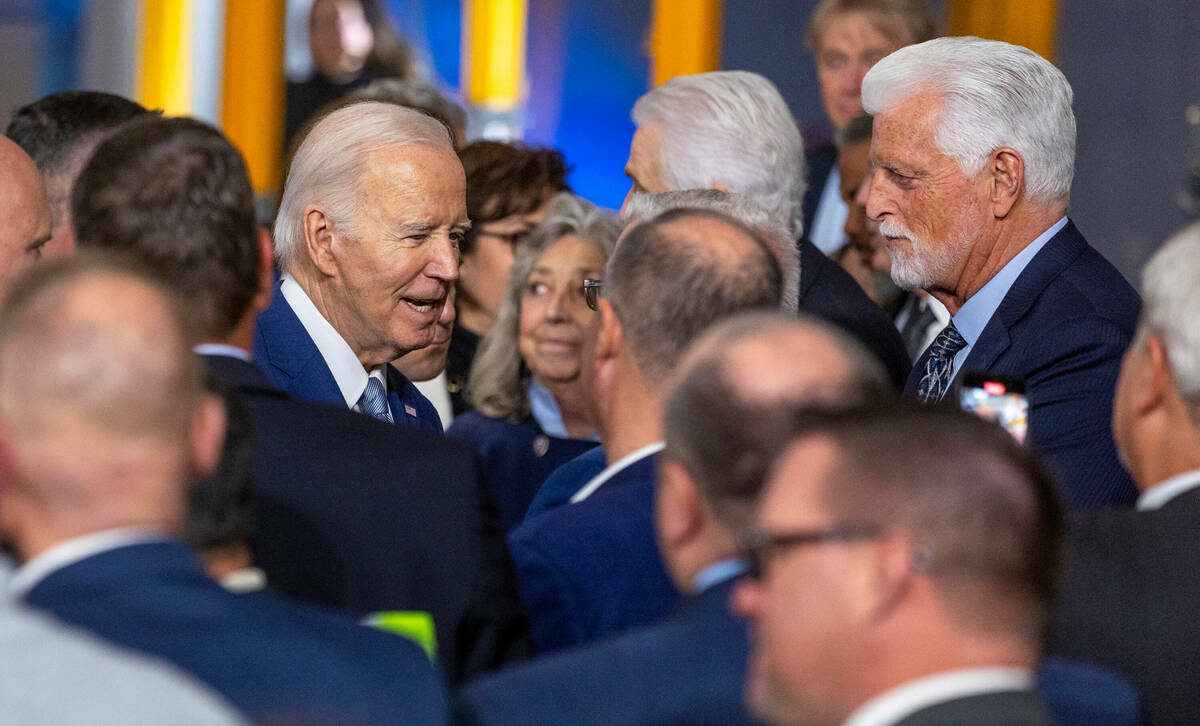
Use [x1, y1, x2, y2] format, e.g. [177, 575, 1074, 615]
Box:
[676, 574, 741, 619]
[253, 282, 344, 408]
[22, 540, 212, 605]
[960, 220, 1087, 376]
[907, 221, 1088, 392]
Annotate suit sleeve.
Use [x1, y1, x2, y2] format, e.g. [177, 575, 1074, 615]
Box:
[1022, 314, 1137, 508]
[506, 527, 588, 654]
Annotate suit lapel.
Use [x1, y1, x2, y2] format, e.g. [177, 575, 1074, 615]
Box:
[957, 221, 1087, 381]
[254, 284, 345, 408]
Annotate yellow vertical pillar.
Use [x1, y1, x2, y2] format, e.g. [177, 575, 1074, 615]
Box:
[221, 0, 286, 195]
[650, 0, 722, 87]
[137, 0, 193, 114]
[947, 0, 1058, 62]
[463, 0, 528, 111]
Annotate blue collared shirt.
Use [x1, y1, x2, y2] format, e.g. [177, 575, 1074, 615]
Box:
[949, 217, 1069, 380]
[691, 557, 749, 594]
[528, 378, 569, 439]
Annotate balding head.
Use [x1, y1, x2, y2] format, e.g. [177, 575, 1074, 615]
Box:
[662, 312, 888, 535]
[0, 256, 222, 557]
[606, 208, 783, 385]
[0, 137, 51, 296]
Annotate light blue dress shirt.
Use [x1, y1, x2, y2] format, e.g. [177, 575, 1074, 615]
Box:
[949, 217, 1069, 381]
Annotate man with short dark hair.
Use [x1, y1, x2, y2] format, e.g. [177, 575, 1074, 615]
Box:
[0, 256, 449, 725]
[864, 37, 1140, 508]
[734, 403, 1062, 726]
[1051, 222, 1200, 724]
[458, 311, 887, 725]
[507, 208, 783, 652]
[72, 115, 530, 685]
[6, 90, 153, 257]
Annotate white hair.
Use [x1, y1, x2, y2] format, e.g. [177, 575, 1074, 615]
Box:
[273, 101, 454, 270]
[1140, 221, 1200, 419]
[861, 36, 1076, 203]
[631, 71, 807, 239]
[623, 190, 800, 313]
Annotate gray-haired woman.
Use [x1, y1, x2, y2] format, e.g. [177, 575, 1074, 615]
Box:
[446, 193, 621, 531]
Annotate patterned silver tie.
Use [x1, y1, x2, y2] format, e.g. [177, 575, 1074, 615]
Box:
[916, 322, 967, 404]
[358, 377, 394, 423]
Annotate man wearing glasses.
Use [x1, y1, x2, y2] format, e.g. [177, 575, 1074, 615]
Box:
[734, 403, 1061, 726]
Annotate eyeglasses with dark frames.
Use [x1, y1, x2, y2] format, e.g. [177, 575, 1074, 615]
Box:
[582, 278, 604, 311]
[743, 524, 882, 580]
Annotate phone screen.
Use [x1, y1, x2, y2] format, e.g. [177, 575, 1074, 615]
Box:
[958, 376, 1029, 444]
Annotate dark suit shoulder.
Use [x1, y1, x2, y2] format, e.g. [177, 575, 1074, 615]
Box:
[508, 464, 680, 653]
[797, 238, 911, 388]
[897, 690, 1049, 725]
[24, 542, 450, 726]
[456, 579, 757, 726]
[1051, 490, 1200, 724]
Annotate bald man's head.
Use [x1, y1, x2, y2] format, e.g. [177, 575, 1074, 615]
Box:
[0, 256, 220, 554]
[662, 311, 889, 533]
[0, 137, 51, 296]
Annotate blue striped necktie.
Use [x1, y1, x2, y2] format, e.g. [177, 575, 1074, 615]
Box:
[917, 322, 967, 404]
[358, 377, 394, 423]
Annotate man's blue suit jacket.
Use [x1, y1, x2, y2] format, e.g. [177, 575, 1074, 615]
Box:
[21, 541, 449, 726]
[455, 576, 760, 726]
[905, 221, 1140, 509]
[507, 452, 681, 653]
[203, 354, 531, 686]
[523, 445, 608, 523]
[253, 282, 442, 432]
[447, 412, 599, 532]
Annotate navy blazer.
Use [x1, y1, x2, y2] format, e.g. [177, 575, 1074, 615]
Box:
[21, 541, 449, 726]
[905, 221, 1139, 509]
[203, 354, 531, 686]
[1051, 484, 1200, 725]
[507, 452, 681, 653]
[798, 236, 912, 388]
[253, 283, 442, 432]
[523, 445, 608, 523]
[447, 412, 600, 532]
[456, 576, 760, 726]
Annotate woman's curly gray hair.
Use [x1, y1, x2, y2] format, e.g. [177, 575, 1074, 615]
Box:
[468, 192, 623, 419]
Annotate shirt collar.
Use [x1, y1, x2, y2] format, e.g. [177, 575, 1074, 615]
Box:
[280, 274, 385, 408]
[194, 343, 253, 362]
[952, 216, 1068, 347]
[1136, 467, 1200, 511]
[8, 527, 171, 598]
[691, 557, 749, 594]
[528, 378, 569, 439]
[843, 667, 1036, 726]
[570, 441, 665, 503]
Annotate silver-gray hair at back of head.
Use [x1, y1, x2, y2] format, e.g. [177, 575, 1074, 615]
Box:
[273, 101, 454, 271]
[631, 71, 807, 238]
[624, 190, 800, 313]
[1140, 221, 1200, 421]
[861, 36, 1076, 203]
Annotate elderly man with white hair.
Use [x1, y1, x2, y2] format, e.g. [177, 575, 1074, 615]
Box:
[622, 70, 912, 389]
[255, 100, 468, 431]
[863, 37, 1139, 508]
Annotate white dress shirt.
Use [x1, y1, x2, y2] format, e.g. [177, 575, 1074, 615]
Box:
[569, 441, 665, 503]
[280, 274, 388, 411]
[842, 667, 1035, 726]
[1136, 467, 1200, 511]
